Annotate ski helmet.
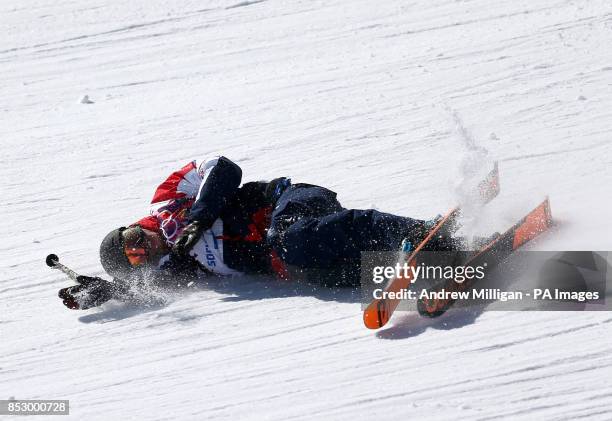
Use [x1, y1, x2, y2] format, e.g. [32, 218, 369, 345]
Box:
[99, 227, 133, 280]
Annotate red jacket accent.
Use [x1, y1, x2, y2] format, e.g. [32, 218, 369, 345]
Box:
[150, 161, 197, 203]
[134, 161, 201, 244]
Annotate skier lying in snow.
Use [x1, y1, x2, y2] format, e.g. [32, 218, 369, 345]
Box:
[59, 156, 455, 310]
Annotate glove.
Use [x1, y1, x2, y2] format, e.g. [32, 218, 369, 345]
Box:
[58, 276, 119, 310]
[264, 177, 291, 203]
[172, 221, 203, 257]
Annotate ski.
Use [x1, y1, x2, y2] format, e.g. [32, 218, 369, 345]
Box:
[417, 197, 553, 318]
[362, 163, 500, 329]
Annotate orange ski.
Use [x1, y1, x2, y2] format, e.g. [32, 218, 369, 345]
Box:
[417, 197, 553, 317]
[363, 207, 461, 329]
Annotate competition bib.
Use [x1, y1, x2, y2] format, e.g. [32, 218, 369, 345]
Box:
[189, 219, 242, 276]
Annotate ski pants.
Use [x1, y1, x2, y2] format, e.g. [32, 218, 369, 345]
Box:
[266, 183, 426, 286]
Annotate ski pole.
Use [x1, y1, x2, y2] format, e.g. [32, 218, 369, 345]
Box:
[46, 254, 80, 282]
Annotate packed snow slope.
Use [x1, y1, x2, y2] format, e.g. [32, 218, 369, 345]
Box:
[2, 0, 612, 419]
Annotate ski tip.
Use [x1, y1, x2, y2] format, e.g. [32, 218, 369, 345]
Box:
[363, 310, 382, 330]
[363, 302, 389, 330]
[477, 161, 500, 203]
[46, 253, 59, 267]
[511, 198, 553, 250]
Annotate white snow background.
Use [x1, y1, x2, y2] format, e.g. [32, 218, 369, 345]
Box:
[2, 0, 612, 419]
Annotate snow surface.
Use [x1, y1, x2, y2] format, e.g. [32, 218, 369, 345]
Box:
[2, 0, 612, 419]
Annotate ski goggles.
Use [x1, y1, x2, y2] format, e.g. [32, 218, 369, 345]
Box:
[122, 226, 149, 267]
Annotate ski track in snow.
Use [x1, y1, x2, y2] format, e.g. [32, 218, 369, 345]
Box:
[1, 0, 612, 419]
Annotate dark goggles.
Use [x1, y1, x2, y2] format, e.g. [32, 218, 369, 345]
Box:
[122, 226, 149, 267]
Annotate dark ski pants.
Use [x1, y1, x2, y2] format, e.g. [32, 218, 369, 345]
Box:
[267, 184, 426, 285]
